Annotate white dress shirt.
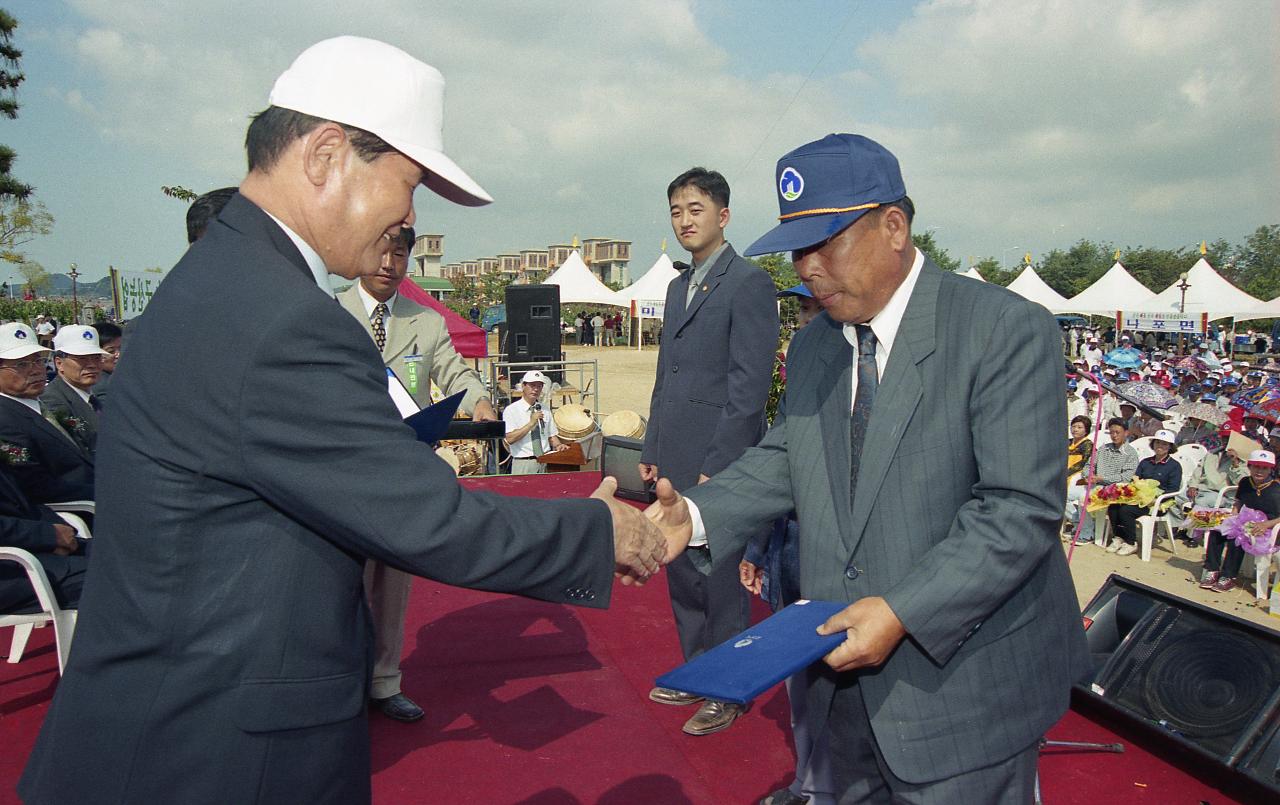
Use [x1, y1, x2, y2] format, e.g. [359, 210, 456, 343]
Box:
[503, 397, 559, 458]
[356, 282, 398, 319]
[1, 393, 41, 414]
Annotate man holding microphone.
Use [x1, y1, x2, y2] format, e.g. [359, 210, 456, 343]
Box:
[503, 370, 565, 474]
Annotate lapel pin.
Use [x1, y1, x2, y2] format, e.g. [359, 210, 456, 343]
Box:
[701, 284, 708, 292]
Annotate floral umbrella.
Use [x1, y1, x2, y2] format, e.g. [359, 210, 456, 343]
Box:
[1170, 401, 1227, 427]
[1117, 381, 1178, 410]
[1175, 356, 1210, 375]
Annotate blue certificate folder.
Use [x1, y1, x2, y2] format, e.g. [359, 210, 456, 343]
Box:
[654, 600, 848, 705]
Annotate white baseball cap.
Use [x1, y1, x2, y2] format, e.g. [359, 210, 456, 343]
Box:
[519, 370, 549, 387]
[0, 323, 51, 360]
[1153, 429, 1177, 444]
[52, 324, 109, 356]
[269, 36, 492, 207]
[1248, 449, 1276, 467]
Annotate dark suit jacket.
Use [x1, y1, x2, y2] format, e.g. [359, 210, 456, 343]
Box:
[0, 396, 94, 504]
[641, 244, 778, 490]
[20, 194, 615, 805]
[39, 376, 99, 457]
[686, 258, 1090, 784]
[0, 466, 86, 614]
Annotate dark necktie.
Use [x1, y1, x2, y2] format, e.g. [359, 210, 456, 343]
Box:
[371, 302, 388, 351]
[849, 324, 878, 502]
[89, 394, 101, 413]
[529, 408, 545, 457]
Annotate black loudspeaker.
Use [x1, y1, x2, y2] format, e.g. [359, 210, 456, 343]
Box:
[1079, 575, 1280, 795]
[504, 285, 562, 383]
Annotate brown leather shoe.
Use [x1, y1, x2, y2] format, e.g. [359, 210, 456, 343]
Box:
[682, 700, 745, 735]
[649, 686, 704, 706]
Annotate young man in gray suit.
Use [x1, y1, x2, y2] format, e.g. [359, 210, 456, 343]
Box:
[648, 134, 1089, 802]
[641, 168, 779, 735]
[336, 225, 498, 723]
[19, 37, 665, 805]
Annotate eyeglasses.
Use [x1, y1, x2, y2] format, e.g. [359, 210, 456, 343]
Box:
[1, 357, 47, 371]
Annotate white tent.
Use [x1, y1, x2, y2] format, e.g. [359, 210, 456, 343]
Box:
[959, 267, 986, 282]
[609, 252, 680, 351]
[1005, 266, 1071, 313]
[1236, 296, 1280, 321]
[1144, 258, 1263, 321]
[1063, 262, 1156, 315]
[610, 252, 679, 306]
[542, 250, 623, 306]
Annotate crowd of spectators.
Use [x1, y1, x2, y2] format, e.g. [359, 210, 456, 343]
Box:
[1061, 328, 1280, 593]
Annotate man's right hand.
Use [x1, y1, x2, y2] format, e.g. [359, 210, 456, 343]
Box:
[644, 478, 693, 564]
[638, 463, 657, 483]
[52, 524, 78, 555]
[739, 560, 763, 595]
[529, 410, 543, 425]
[591, 476, 665, 586]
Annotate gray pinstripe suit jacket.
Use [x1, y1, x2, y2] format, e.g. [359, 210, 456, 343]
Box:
[686, 257, 1090, 784]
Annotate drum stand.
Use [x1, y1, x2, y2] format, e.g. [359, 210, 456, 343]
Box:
[1035, 738, 1125, 804]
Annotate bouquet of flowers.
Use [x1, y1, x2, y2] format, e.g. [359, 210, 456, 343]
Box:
[1183, 507, 1231, 531]
[1221, 506, 1278, 557]
[1085, 478, 1163, 513]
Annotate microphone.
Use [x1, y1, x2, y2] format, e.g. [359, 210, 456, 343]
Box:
[533, 402, 542, 412]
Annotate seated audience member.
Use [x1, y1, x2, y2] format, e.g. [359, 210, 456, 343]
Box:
[1178, 447, 1247, 546]
[1201, 449, 1280, 593]
[89, 322, 123, 403]
[1176, 415, 1217, 448]
[1268, 427, 1280, 457]
[0, 324, 94, 504]
[1107, 429, 1182, 556]
[1129, 407, 1163, 439]
[502, 371, 564, 475]
[0, 464, 88, 614]
[39, 325, 110, 459]
[1065, 417, 1138, 546]
[1066, 415, 1092, 480]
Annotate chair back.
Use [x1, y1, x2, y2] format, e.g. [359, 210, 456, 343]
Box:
[1175, 443, 1208, 481]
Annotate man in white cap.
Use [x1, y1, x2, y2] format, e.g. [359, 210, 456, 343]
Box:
[19, 37, 665, 805]
[503, 370, 565, 474]
[1083, 336, 1104, 366]
[0, 323, 94, 505]
[39, 325, 109, 458]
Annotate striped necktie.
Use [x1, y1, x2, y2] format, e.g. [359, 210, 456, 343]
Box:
[371, 302, 388, 351]
[850, 324, 878, 502]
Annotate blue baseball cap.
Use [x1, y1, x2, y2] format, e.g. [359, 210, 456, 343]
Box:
[1202, 393, 1218, 402]
[777, 283, 813, 299]
[744, 133, 907, 256]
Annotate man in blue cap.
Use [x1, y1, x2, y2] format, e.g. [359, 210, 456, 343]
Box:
[647, 133, 1088, 802]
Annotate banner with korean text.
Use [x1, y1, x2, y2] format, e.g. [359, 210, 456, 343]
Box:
[1116, 310, 1208, 336]
[111, 267, 168, 321]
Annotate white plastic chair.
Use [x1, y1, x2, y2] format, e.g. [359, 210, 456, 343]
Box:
[1137, 448, 1205, 561]
[1130, 436, 1154, 462]
[0, 548, 78, 674]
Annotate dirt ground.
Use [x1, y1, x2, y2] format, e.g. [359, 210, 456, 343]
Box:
[480, 336, 1280, 633]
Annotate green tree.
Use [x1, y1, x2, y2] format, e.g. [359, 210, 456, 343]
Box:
[1036, 239, 1113, 297]
[911, 230, 960, 272]
[1230, 224, 1280, 301]
[15, 257, 49, 295]
[1120, 246, 1195, 298]
[0, 196, 52, 264]
[162, 185, 198, 202]
[0, 8, 30, 200]
[971, 257, 1016, 287]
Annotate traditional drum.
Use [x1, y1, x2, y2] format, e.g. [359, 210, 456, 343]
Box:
[552, 404, 597, 441]
[601, 409, 646, 439]
[438, 439, 486, 476]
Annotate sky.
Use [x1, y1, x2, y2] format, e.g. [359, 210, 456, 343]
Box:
[4, 0, 1278, 285]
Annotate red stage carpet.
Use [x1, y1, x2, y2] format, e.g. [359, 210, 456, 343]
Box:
[0, 472, 1261, 803]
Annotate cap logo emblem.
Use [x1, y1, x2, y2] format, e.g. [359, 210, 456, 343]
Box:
[82, 331, 94, 340]
[14, 330, 25, 339]
[779, 167, 804, 202]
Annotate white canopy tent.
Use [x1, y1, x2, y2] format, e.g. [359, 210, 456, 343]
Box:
[1144, 258, 1263, 321]
[542, 250, 623, 306]
[1063, 262, 1156, 315]
[1005, 266, 1071, 313]
[1236, 296, 1280, 321]
[609, 253, 680, 351]
[959, 267, 986, 282]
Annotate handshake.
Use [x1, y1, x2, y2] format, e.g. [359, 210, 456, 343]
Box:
[590, 476, 694, 585]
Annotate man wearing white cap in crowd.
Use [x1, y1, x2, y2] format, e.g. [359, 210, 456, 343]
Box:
[503, 370, 565, 474]
[20, 37, 666, 805]
[33, 314, 54, 349]
[1083, 336, 1103, 366]
[1200, 449, 1280, 593]
[39, 324, 109, 459]
[0, 323, 94, 505]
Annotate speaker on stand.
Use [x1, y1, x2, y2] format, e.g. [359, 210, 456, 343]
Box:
[504, 284, 562, 384]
